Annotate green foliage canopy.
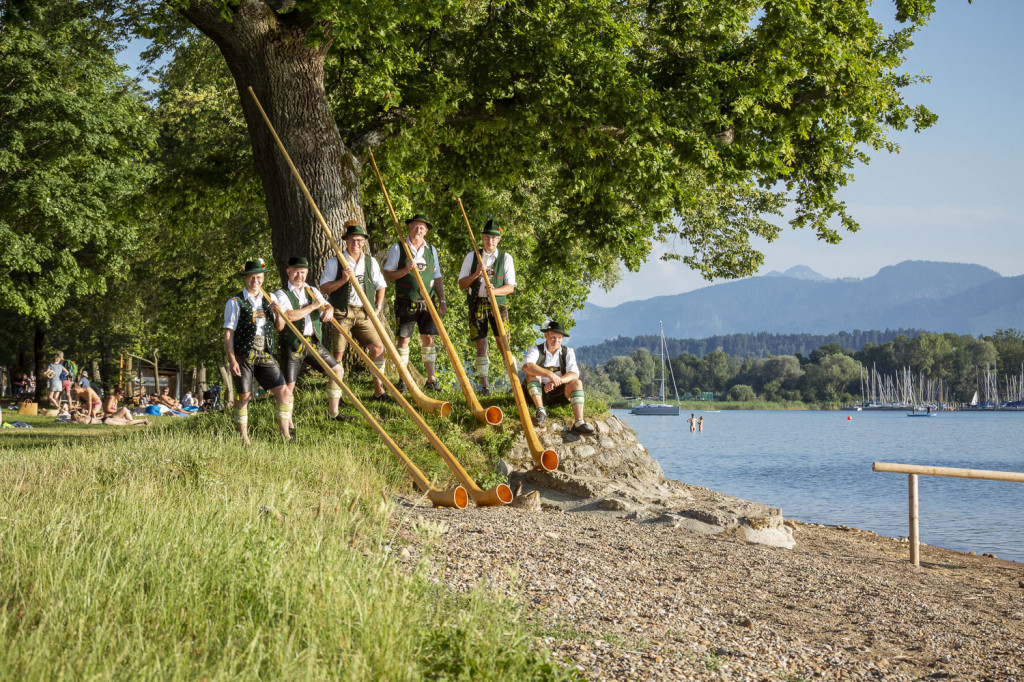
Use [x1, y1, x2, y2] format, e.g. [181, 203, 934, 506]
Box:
[0, 1, 155, 324]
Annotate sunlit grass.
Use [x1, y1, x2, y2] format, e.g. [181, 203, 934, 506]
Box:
[0, 377, 577, 680]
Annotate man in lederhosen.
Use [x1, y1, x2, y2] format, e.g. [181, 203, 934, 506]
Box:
[457, 219, 516, 396]
[521, 320, 596, 436]
[382, 214, 447, 391]
[273, 256, 354, 427]
[319, 222, 390, 400]
[223, 258, 293, 444]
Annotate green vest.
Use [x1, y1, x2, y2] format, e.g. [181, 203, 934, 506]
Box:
[467, 249, 508, 305]
[328, 253, 378, 311]
[279, 288, 322, 351]
[395, 241, 438, 302]
[232, 291, 277, 354]
[536, 344, 568, 375]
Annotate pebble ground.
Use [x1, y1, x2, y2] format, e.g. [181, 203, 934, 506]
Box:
[394, 503, 1024, 680]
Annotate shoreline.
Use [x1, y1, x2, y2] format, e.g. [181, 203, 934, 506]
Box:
[401, 501, 1024, 680]
[612, 408, 1024, 563]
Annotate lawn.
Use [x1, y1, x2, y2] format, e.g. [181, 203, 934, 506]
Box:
[0, 378, 578, 680]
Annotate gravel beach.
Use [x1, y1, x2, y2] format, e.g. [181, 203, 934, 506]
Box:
[397, 503, 1024, 680]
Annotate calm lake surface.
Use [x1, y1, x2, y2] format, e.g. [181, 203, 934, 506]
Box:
[615, 408, 1024, 562]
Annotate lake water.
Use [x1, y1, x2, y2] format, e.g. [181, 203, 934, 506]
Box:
[615, 408, 1024, 562]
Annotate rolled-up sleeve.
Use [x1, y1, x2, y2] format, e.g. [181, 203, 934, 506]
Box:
[224, 298, 240, 330]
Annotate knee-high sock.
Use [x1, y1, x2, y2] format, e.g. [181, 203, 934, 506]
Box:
[475, 355, 489, 383]
[326, 380, 343, 400]
[570, 389, 585, 406]
[398, 346, 410, 370]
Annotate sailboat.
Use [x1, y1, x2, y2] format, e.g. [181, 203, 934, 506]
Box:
[630, 321, 680, 416]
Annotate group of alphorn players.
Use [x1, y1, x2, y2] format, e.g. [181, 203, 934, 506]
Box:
[223, 213, 597, 446]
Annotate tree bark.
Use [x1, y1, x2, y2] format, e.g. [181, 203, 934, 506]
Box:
[33, 325, 46, 403]
[91, 359, 102, 390]
[180, 0, 364, 282]
[218, 364, 235, 404]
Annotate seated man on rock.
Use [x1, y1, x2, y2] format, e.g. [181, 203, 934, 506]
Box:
[521, 320, 596, 436]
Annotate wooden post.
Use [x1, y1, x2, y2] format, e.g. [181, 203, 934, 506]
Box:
[908, 474, 920, 567]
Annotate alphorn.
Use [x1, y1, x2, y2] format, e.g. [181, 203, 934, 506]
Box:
[367, 151, 502, 427]
[456, 199, 558, 472]
[246, 87, 451, 419]
[318, 298, 511, 506]
[257, 284, 466, 508]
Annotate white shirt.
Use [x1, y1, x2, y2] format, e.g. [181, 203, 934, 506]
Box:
[320, 251, 387, 307]
[458, 249, 516, 298]
[273, 282, 328, 336]
[383, 239, 443, 280]
[224, 289, 269, 335]
[523, 343, 579, 384]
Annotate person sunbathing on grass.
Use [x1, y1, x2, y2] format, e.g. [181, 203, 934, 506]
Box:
[105, 387, 145, 423]
[70, 408, 150, 426]
[103, 413, 151, 426]
[72, 385, 104, 419]
[153, 387, 183, 410]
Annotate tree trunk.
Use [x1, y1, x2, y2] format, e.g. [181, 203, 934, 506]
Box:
[152, 356, 159, 396]
[198, 365, 207, 395]
[91, 359, 102, 390]
[181, 0, 364, 282]
[125, 355, 134, 398]
[218, 364, 235, 404]
[33, 325, 46, 403]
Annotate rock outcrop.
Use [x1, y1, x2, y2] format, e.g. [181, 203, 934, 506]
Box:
[506, 414, 796, 549]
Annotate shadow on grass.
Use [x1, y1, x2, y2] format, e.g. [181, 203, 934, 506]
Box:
[0, 413, 175, 453]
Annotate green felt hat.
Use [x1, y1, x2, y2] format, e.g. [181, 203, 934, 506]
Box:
[343, 223, 369, 239]
[286, 256, 310, 269]
[405, 214, 432, 230]
[239, 257, 268, 276]
[482, 218, 502, 237]
[541, 320, 569, 337]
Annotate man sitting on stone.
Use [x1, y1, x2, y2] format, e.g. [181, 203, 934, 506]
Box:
[521, 320, 596, 436]
[319, 222, 390, 400]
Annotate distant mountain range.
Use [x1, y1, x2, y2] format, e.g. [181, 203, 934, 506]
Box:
[571, 261, 1024, 348]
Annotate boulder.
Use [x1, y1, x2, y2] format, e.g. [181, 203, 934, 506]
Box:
[506, 415, 796, 550]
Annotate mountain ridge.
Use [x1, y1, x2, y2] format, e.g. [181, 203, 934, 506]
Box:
[572, 261, 1011, 347]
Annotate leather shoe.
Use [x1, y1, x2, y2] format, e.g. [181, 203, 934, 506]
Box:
[331, 413, 355, 423]
[371, 392, 395, 403]
[569, 420, 596, 436]
[423, 379, 439, 391]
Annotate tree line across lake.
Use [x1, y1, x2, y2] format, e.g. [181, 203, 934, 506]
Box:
[581, 329, 1024, 406]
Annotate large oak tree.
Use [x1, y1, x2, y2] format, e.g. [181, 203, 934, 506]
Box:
[133, 0, 936, 333]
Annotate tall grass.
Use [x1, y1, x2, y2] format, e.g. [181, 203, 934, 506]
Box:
[0, 380, 576, 680]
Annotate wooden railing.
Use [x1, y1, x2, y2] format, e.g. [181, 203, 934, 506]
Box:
[872, 462, 1024, 566]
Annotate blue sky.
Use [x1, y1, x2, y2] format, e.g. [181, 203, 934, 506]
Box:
[589, 0, 1024, 306]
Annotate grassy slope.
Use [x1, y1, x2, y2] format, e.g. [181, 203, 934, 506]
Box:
[0, 376, 582, 680]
